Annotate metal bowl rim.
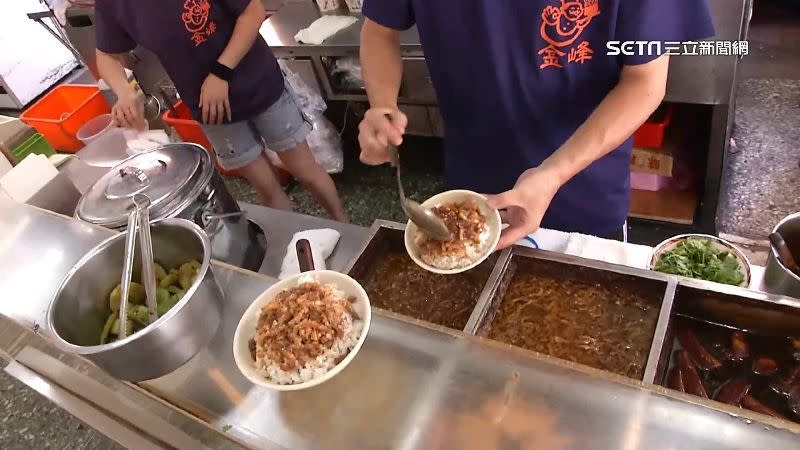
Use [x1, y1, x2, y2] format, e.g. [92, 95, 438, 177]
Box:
[769, 212, 800, 283]
[648, 233, 752, 286]
[46, 218, 212, 354]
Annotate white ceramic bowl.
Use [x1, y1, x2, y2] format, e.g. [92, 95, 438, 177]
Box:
[404, 190, 502, 275]
[232, 270, 371, 391]
[649, 234, 752, 287]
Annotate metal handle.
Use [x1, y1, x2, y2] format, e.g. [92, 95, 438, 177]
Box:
[390, 146, 411, 217]
[135, 194, 159, 323]
[119, 205, 141, 339]
[120, 166, 148, 184]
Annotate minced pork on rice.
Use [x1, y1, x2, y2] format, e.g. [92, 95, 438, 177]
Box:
[253, 275, 362, 385]
[416, 202, 489, 270]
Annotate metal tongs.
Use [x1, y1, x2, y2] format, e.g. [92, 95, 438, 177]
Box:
[118, 194, 159, 339]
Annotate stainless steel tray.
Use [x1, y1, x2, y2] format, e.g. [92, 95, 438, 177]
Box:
[343, 220, 502, 333]
[471, 246, 677, 383]
[655, 279, 800, 385]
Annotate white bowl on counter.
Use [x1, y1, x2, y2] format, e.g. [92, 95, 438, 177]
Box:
[649, 234, 752, 287]
[404, 190, 502, 275]
[232, 270, 371, 391]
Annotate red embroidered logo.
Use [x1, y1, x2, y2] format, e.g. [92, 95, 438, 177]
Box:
[537, 0, 600, 69]
[181, 0, 217, 46]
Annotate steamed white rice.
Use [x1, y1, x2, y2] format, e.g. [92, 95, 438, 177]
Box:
[255, 275, 363, 385]
[417, 228, 491, 270]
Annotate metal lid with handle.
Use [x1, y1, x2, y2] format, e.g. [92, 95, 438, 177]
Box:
[76, 144, 209, 229]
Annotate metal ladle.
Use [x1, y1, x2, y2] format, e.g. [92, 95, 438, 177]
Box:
[118, 194, 159, 339]
[389, 146, 452, 241]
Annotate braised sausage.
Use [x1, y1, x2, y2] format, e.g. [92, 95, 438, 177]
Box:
[714, 378, 751, 406]
[676, 350, 708, 398]
[676, 327, 722, 372]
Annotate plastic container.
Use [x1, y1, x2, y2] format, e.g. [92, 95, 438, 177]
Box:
[631, 172, 670, 191]
[12, 133, 56, 162]
[633, 104, 673, 149]
[20, 85, 111, 152]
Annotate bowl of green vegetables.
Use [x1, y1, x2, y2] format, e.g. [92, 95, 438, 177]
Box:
[650, 234, 751, 287]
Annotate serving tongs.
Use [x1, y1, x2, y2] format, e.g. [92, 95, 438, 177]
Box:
[118, 194, 159, 339]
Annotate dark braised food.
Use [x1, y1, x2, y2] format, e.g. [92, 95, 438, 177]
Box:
[358, 252, 495, 330]
[419, 202, 487, 268]
[666, 318, 800, 424]
[487, 275, 659, 379]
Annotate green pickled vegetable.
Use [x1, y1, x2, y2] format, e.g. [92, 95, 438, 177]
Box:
[653, 238, 745, 286]
[99, 313, 116, 345]
[109, 282, 146, 312]
[156, 287, 171, 304]
[157, 294, 179, 316]
[159, 273, 179, 289]
[178, 262, 196, 290]
[127, 304, 150, 327]
[153, 263, 167, 283]
[110, 318, 134, 337]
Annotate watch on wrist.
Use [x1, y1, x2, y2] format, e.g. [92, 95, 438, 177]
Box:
[210, 61, 233, 82]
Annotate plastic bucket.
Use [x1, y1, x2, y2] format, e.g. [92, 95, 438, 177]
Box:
[75, 114, 130, 168]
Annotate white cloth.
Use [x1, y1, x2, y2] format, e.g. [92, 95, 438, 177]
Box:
[0, 154, 58, 203]
[294, 15, 358, 45]
[126, 130, 170, 155]
[279, 229, 341, 279]
[516, 227, 652, 269]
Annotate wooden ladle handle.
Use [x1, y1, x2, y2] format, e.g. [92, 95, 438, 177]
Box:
[296, 239, 315, 273]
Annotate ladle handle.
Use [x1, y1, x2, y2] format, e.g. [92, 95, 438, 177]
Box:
[135, 194, 159, 323]
[296, 239, 315, 273]
[119, 205, 140, 339]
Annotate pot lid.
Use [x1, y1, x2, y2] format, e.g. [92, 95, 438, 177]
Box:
[77, 144, 205, 227]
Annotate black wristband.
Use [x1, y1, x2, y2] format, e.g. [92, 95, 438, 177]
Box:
[210, 61, 233, 82]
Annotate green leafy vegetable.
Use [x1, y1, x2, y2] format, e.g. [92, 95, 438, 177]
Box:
[654, 238, 745, 286]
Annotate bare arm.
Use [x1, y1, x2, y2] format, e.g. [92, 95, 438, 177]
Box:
[540, 55, 670, 185]
[96, 49, 146, 129]
[217, 0, 267, 69]
[489, 55, 670, 248]
[358, 18, 408, 164]
[200, 0, 267, 124]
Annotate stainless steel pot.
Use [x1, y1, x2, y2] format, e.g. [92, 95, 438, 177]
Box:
[75, 143, 265, 271]
[47, 219, 223, 381]
[764, 212, 800, 299]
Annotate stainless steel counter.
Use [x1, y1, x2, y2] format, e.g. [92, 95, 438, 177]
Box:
[2, 199, 800, 449]
[260, 2, 422, 57]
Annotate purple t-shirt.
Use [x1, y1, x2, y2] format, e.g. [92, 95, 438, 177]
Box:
[364, 0, 714, 236]
[95, 0, 284, 122]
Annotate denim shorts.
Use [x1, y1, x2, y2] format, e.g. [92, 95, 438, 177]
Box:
[200, 86, 312, 170]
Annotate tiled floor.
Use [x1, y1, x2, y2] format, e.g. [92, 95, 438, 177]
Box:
[717, 2, 800, 242]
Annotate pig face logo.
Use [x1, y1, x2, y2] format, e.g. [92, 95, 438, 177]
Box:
[540, 0, 601, 48]
[181, 0, 216, 46]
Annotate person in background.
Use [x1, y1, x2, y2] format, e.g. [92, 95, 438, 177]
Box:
[358, 0, 714, 247]
[95, 0, 348, 222]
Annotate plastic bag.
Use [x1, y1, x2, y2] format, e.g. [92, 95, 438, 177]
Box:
[268, 61, 343, 174]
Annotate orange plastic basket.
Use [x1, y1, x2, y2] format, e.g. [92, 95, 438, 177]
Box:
[20, 85, 111, 152]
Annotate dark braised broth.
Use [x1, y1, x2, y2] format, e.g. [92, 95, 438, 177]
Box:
[667, 316, 800, 423]
[487, 273, 660, 379]
[358, 252, 496, 330]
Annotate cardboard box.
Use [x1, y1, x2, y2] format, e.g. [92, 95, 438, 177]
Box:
[631, 147, 673, 176]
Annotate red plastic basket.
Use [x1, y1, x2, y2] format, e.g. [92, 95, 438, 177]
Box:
[20, 85, 111, 152]
[634, 104, 673, 150]
[162, 102, 289, 184]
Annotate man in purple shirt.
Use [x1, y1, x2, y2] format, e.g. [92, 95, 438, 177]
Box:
[95, 0, 347, 222]
[358, 0, 714, 247]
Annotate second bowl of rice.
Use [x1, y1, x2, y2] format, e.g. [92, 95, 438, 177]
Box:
[405, 190, 502, 275]
[233, 270, 371, 390]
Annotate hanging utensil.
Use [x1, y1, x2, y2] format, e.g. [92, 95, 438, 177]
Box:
[118, 195, 160, 339]
[388, 146, 452, 241]
[135, 194, 159, 323]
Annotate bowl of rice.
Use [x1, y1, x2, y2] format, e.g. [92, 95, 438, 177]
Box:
[404, 190, 502, 275]
[232, 271, 371, 390]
